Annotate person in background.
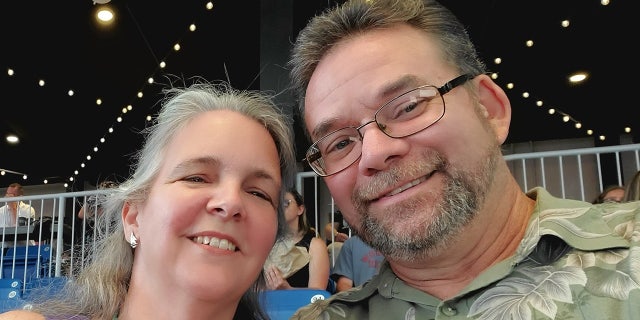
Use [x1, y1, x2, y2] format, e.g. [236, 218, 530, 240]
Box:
[323, 210, 349, 246]
[592, 184, 625, 204]
[0, 182, 36, 227]
[65, 180, 120, 272]
[623, 170, 640, 202]
[0, 81, 297, 320]
[331, 234, 383, 292]
[0, 182, 37, 247]
[264, 188, 330, 291]
[323, 210, 350, 267]
[77, 180, 118, 221]
[288, 0, 640, 318]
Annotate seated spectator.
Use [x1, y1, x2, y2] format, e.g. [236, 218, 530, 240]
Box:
[264, 188, 330, 291]
[592, 185, 625, 204]
[0, 182, 36, 227]
[624, 170, 640, 202]
[77, 180, 118, 221]
[65, 180, 119, 273]
[0, 182, 37, 246]
[331, 234, 384, 292]
[324, 210, 350, 245]
[324, 210, 350, 263]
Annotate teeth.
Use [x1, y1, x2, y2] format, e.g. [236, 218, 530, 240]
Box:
[193, 236, 236, 251]
[387, 176, 427, 196]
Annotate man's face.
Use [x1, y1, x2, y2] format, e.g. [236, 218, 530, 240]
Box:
[303, 25, 506, 260]
[5, 186, 20, 207]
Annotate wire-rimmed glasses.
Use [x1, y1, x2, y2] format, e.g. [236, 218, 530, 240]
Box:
[305, 74, 474, 177]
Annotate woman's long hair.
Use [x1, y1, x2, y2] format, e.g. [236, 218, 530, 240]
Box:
[28, 81, 297, 320]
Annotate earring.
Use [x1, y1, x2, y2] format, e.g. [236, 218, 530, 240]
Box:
[129, 232, 138, 249]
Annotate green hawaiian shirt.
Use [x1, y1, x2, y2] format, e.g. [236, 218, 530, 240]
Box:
[292, 187, 640, 320]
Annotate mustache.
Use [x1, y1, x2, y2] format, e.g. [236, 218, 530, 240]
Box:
[353, 151, 448, 205]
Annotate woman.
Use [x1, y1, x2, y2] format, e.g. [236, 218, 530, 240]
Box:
[0, 81, 296, 320]
[592, 185, 625, 204]
[264, 188, 330, 291]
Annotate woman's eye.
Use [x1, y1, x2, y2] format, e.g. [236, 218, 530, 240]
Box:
[249, 191, 270, 201]
[184, 176, 206, 183]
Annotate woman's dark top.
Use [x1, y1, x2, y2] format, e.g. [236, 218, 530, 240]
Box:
[285, 230, 315, 287]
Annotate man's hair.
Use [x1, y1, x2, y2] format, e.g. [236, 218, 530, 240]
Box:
[288, 0, 486, 138]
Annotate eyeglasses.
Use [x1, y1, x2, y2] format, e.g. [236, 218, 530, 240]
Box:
[305, 74, 474, 176]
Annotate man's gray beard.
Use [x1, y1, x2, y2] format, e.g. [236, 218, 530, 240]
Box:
[353, 145, 499, 262]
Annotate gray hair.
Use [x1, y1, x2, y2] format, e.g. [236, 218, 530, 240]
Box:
[288, 0, 486, 138]
[31, 81, 297, 320]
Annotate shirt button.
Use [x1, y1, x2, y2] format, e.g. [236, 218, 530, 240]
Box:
[441, 305, 458, 316]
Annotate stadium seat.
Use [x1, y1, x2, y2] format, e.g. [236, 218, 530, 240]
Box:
[260, 289, 331, 320]
[1, 245, 51, 280]
[0, 278, 26, 313]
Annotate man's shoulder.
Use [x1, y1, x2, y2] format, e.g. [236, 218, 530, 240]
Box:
[291, 285, 375, 319]
[293, 269, 384, 319]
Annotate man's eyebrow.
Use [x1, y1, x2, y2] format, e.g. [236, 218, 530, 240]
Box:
[310, 75, 422, 140]
[311, 116, 341, 141]
[375, 75, 422, 101]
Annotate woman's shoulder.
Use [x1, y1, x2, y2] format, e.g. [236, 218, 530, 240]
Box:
[0, 310, 45, 320]
[309, 236, 329, 254]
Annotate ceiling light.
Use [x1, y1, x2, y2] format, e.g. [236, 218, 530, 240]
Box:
[97, 8, 114, 22]
[569, 73, 587, 83]
[6, 135, 19, 144]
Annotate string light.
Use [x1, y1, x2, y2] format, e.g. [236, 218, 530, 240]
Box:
[488, 1, 628, 143]
[3, 2, 630, 185]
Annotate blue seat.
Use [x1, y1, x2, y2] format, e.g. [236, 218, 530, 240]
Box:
[1, 245, 51, 280]
[4, 245, 51, 262]
[260, 289, 331, 320]
[0, 278, 26, 313]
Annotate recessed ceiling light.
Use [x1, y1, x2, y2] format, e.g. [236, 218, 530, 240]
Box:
[569, 72, 588, 83]
[6, 135, 19, 144]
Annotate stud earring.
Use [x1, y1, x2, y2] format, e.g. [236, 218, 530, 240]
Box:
[129, 232, 138, 249]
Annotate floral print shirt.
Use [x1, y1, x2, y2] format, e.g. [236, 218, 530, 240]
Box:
[292, 187, 640, 320]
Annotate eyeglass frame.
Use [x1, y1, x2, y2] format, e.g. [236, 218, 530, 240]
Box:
[304, 74, 475, 177]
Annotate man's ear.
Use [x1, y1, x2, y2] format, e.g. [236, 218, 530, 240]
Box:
[475, 74, 512, 144]
[122, 201, 139, 242]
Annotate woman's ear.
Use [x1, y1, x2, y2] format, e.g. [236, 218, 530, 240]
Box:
[475, 74, 512, 144]
[122, 201, 139, 243]
[297, 204, 306, 217]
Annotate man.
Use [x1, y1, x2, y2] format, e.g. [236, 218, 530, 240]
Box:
[0, 183, 36, 227]
[0, 182, 37, 247]
[288, 0, 640, 318]
[331, 234, 384, 292]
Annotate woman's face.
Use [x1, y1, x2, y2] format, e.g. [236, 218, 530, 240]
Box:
[125, 110, 282, 306]
[283, 192, 302, 229]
